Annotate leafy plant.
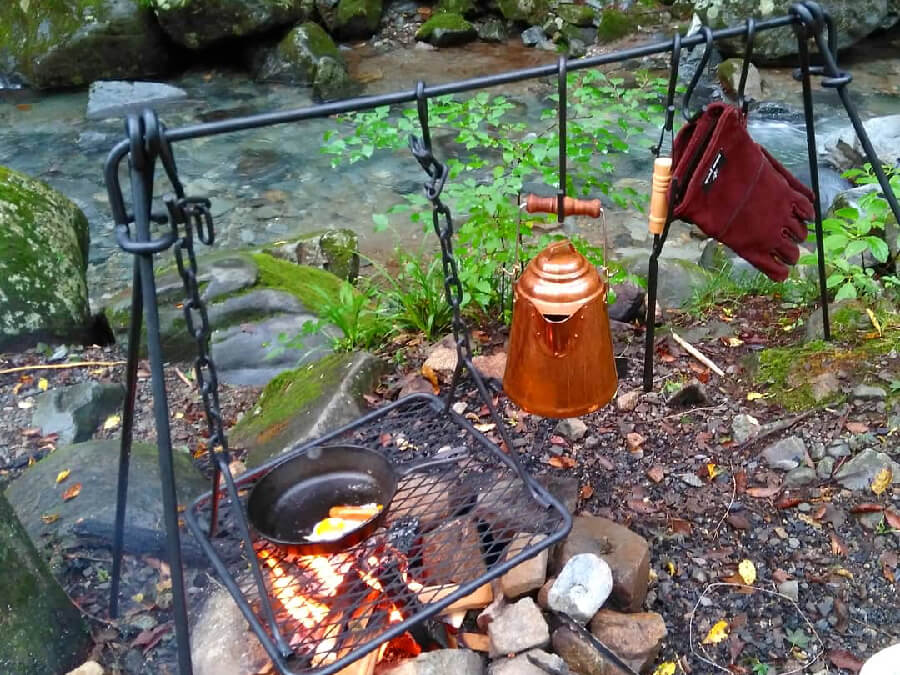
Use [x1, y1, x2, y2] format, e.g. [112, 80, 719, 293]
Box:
[749, 659, 772, 675]
[785, 627, 810, 650]
[685, 260, 811, 318]
[379, 251, 454, 340]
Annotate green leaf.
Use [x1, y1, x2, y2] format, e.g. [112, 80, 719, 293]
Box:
[865, 236, 889, 262]
[372, 213, 389, 232]
[785, 628, 809, 649]
[844, 239, 869, 258]
[834, 281, 857, 301]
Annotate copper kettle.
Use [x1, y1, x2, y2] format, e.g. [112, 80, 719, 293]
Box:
[503, 212, 617, 418]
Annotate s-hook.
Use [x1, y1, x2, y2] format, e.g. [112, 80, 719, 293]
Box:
[652, 31, 681, 158]
[557, 55, 568, 225]
[682, 26, 714, 121]
[736, 18, 756, 114]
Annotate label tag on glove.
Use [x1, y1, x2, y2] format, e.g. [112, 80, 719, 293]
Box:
[702, 150, 726, 191]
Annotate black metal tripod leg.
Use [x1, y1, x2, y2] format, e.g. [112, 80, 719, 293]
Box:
[643, 252, 660, 393]
[796, 28, 831, 340]
[110, 261, 143, 618]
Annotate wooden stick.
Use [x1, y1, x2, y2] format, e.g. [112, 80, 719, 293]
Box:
[461, 632, 490, 652]
[670, 331, 725, 377]
[419, 582, 493, 613]
[0, 361, 126, 375]
[173, 367, 193, 387]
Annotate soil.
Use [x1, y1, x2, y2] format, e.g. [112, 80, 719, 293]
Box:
[2, 292, 898, 674]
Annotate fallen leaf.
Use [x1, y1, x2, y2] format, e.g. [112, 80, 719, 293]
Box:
[626, 432, 645, 452]
[647, 465, 665, 483]
[747, 486, 780, 499]
[16, 103, 31, 111]
[132, 623, 172, 653]
[851, 502, 884, 513]
[871, 467, 892, 495]
[420, 364, 440, 394]
[547, 455, 576, 469]
[776, 496, 802, 509]
[746, 392, 766, 401]
[832, 567, 854, 580]
[627, 498, 656, 514]
[131, 592, 144, 603]
[38, 377, 49, 391]
[103, 414, 121, 430]
[55, 469, 70, 484]
[830, 532, 847, 556]
[40, 513, 60, 524]
[707, 463, 721, 480]
[734, 470, 747, 494]
[726, 513, 751, 530]
[474, 423, 496, 433]
[883, 562, 896, 583]
[845, 421, 869, 434]
[665, 561, 677, 576]
[738, 559, 756, 585]
[670, 518, 693, 535]
[62, 483, 82, 501]
[702, 619, 729, 645]
[797, 513, 822, 530]
[884, 509, 900, 531]
[652, 663, 676, 675]
[828, 649, 864, 673]
[579, 485, 594, 499]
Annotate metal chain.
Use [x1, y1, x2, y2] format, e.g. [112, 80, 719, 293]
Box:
[164, 195, 230, 464]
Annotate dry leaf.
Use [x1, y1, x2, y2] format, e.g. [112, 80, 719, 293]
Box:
[871, 467, 892, 495]
[38, 377, 49, 391]
[746, 392, 766, 401]
[851, 502, 884, 513]
[830, 532, 847, 556]
[776, 496, 802, 509]
[866, 308, 883, 337]
[652, 663, 677, 675]
[62, 483, 82, 501]
[832, 567, 854, 580]
[724, 337, 743, 347]
[746, 486, 780, 499]
[828, 649, 864, 673]
[845, 421, 869, 434]
[547, 455, 576, 469]
[665, 561, 677, 576]
[103, 414, 121, 430]
[647, 465, 665, 483]
[626, 432, 645, 452]
[579, 484, 594, 499]
[41, 513, 60, 524]
[55, 469, 70, 484]
[420, 364, 440, 394]
[474, 423, 496, 433]
[707, 463, 721, 480]
[882, 563, 895, 583]
[884, 509, 900, 531]
[738, 559, 756, 585]
[702, 619, 729, 645]
[549, 435, 569, 446]
[797, 513, 822, 530]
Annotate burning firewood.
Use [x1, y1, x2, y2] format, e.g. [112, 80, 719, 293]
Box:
[418, 582, 494, 613]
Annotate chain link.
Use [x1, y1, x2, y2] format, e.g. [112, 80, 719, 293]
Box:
[165, 195, 229, 463]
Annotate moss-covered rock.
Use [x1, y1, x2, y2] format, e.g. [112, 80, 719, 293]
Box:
[234, 351, 385, 466]
[416, 12, 477, 46]
[0, 166, 91, 351]
[693, 0, 891, 60]
[596, 8, 637, 43]
[497, 0, 549, 25]
[150, 0, 314, 49]
[0, 0, 173, 89]
[556, 3, 596, 27]
[316, 0, 383, 40]
[0, 494, 91, 674]
[437, 0, 477, 17]
[250, 22, 355, 100]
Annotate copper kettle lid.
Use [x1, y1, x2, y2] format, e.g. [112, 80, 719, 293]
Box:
[517, 240, 605, 316]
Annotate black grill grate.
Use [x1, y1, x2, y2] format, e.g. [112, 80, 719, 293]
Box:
[185, 394, 571, 675]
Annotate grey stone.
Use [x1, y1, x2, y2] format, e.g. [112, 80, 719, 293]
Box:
[810, 442, 826, 461]
[488, 598, 550, 657]
[667, 380, 708, 408]
[211, 314, 337, 386]
[0, 0, 173, 89]
[548, 553, 613, 623]
[853, 384, 888, 401]
[784, 466, 818, 487]
[653, 258, 713, 310]
[820, 114, 900, 171]
[0, 166, 91, 351]
[762, 436, 808, 471]
[521, 26, 547, 46]
[731, 414, 761, 444]
[32, 382, 125, 444]
[717, 58, 762, 102]
[698, 239, 761, 282]
[834, 448, 900, 490]
[476, 19, 508, 42]
[554, 418, 587, 442]
[381, 649, 485, 675]
[608, 282, 644, 323]
[827, 440, 852, 458]
[501, 534, 548, 598]
[4, 440, 206, 561]
[86, 81, 188, 120]
[416, 13, 477, 47]
[237, 352, 385, 467]
[207, 289, 306, 328]
[817, 456, 836, 479]
[192, 587, 279, 675]
[679, 473, 705, 488]
[490, 649, 571, 675]
[203, 256, 260, 301]
[538, 475, 580, 515]
[778, 580, 799, 602]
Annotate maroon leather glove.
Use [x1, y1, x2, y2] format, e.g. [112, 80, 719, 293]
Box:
[671, 103, 814, 281]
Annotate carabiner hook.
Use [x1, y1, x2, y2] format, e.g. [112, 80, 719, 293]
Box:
[682, 26, 714, 121]
[557, 55, 568, 223]
[653, 31, 681, 157]
[736, 18, 756, 115]
[415, 80, 431, 153]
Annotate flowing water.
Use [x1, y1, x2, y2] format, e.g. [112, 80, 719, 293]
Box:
[1, 31, 898, 307]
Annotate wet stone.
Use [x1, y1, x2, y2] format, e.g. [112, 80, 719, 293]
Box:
[784, 466, 817, 487]
[548, 553, 613, 623]
[827, 440, 852, 458]
[32, 381, 124, 444]
[762, 436, 808, 471]
[834, 449, 900, 490]
[778, 580, 800, 602]
[488, 598, 550, 657]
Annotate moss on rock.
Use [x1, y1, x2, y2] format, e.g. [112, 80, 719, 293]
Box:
[497, 0, 549, 25]
[0, 166, 91, 349]
[556, 3, 596, 27]
[416, 12, 477, 45]
[251, 252, 343, 309]
[596, 9, 637, 43]
[317, 0, 383, 40]
[437, 0, 476, 17]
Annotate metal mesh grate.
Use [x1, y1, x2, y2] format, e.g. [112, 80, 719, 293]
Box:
[186, 394, 571, 675]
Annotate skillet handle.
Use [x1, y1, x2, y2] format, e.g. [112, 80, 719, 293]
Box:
[396, 446, 467, 476]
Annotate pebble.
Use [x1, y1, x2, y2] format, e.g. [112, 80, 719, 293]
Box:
[778, 580, 799, 602]
[817, 597, 834, 616]
[817, 456, 835, 479]
[798, 502, 812, 512]
[852, 384, 887, 400]
[555, 418, 588, 442]
[731, 414, 760, 444]
[826, 440, 851, 458]
[548, 554, 613, 623]
[788, 537, 801, 549]
[762, 436, 808, 471]
[784, 466, 817, 487]
[679, 473, 704, 488]
[809, 442, 826, 460]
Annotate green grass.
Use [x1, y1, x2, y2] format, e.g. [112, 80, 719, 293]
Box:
[684, 263, 811, 318]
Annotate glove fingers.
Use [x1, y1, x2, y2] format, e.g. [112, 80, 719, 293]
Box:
[737, 246, 791, 282]
[773, 234, 801, 266]
[760, 146, 816, 203]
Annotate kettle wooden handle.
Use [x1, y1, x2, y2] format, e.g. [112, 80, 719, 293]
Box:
[524, 194, 603, 218]
[648, 157, 673, 235]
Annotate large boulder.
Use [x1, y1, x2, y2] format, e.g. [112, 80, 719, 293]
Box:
[415, 13, 478, 47]
[497, 0, 550, 25]
[0, 493, 91, 674]
[0, 0, 173, 89]
[315, 0, 383, 40]
[692, 0, 892, 61]
[819, 114, 900, 171]
[150, 0, 314, 49]
[249, 22, 356, 101]
[0, 166, 92, 351]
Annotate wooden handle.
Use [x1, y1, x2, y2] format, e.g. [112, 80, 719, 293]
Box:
[648, 157, 672, 235]
[524, 194, 603, 218]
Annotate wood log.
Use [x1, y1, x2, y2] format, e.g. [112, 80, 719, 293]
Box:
[461, 633, 491, 652]
[418, 582, 493, 613]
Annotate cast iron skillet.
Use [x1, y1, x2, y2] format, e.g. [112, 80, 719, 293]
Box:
[246, 444, 464, 556]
